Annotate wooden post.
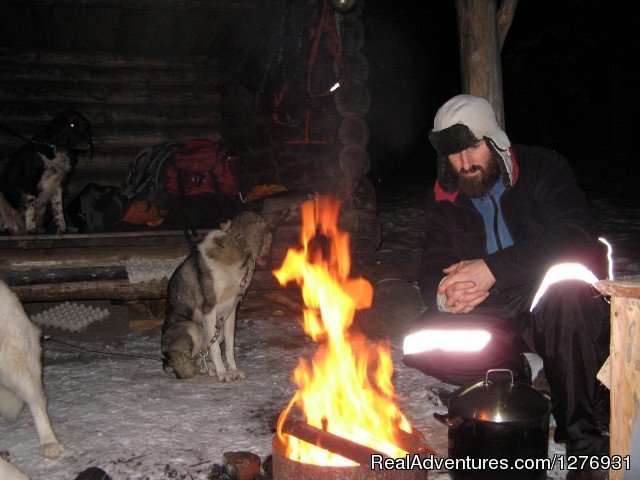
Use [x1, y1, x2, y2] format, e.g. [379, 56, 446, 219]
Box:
[455, 0, 518, 129]
[596, 276, 640, 480]
[455, 0, 504, 127]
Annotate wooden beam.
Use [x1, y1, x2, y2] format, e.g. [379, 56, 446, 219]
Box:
[0, 83, 221, 107]
[0, 227, 300, 301]
[0, 48, 219, 69]
[455, 0, 505, 128]
[497, 0, 518, 51]
[10, 279, 169, 301]
[1, 0, 258, 14]
[0, 227, 299, 250]
[1, 245, 189, 270]
[9, 271, 287, 302]
[0, 229, 194, 249]
[596, 276, 640, 480]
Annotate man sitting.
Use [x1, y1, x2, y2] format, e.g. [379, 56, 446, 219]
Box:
[407, 94, 610, 480]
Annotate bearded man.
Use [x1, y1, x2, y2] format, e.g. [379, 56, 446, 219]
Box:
[406, 95, 610, 480]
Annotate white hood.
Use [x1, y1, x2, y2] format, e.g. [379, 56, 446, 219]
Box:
[432, 94, 514, 186]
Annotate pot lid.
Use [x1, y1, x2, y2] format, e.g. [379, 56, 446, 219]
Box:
[448, 369, 551, 423]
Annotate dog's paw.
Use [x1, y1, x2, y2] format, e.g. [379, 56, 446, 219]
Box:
[229, 368, 247, 380]
[41, 441, 64, 459]
[216, 370, 233, 382]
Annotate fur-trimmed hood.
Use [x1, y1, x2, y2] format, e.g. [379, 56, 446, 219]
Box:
[429, 95, 513, 193]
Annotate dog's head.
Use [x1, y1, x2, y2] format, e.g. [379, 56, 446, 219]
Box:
[43, 109, 93, 152]
[231, 210, 288, 267]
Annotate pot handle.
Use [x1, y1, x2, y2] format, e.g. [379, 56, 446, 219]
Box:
[485, 368, 514, 386]
[433, 412, 462, 428]
[539, 389, 552, 402]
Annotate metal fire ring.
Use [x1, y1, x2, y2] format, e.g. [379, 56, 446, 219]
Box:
[272, 434, 428, 480]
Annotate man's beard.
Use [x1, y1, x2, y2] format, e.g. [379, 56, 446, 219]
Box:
[447, 150, 502, 197]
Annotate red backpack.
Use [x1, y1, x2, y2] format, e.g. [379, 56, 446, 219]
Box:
[164, 139, 240, 198]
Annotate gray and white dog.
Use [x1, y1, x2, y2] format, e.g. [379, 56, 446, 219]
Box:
[161, 210, 286, 381]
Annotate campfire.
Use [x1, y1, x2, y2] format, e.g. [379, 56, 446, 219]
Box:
[273, 195, 420, 471]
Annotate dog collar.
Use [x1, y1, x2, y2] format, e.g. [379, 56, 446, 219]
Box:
[235, 234, 254, 259]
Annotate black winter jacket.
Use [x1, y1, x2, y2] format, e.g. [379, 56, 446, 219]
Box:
[417, 144, 606, 311]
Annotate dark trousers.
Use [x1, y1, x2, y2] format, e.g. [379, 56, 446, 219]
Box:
[405, 280, 610, 457]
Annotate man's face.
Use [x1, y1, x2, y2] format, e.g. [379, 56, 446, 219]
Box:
[446, 139, 501, 197]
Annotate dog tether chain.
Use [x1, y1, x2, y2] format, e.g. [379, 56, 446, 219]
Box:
[196, 255, 256, 374]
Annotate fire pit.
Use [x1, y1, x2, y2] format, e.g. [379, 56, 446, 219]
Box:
[272, 431, 428, 480]
[271, 196, 430, 480]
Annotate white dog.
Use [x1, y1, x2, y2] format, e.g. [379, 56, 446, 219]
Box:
[0, 280, 64, 465]
[0, 455, 29, 480]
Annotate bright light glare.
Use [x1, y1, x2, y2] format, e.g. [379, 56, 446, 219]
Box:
[403, 329, 492, 355]
[330, 82, 341, 92]
[530, 263, 598, 311]
[598, 237, 614, 280]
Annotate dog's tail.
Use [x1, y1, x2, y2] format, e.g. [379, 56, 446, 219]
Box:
[161, 321, 204, 379]
[0, 386, 24, 422]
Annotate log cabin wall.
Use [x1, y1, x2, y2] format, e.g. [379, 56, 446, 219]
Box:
[0, 49, 222, 195]
[0, 0, 263, 197]
[0, 0, 379, 252]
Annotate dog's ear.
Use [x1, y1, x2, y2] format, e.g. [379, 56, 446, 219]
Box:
[262, 209, 289, 228]
[220, 219, 232, 231]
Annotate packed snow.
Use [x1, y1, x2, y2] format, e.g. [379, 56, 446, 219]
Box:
[1, 190, 638, 480]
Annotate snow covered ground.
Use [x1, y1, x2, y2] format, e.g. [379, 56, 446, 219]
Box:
[1, 191, 638, 480]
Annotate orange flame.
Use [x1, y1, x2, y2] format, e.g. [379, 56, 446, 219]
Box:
[274, 196, 412, 466]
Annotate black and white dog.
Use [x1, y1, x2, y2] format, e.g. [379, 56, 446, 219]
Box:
[0, 110, 92, 234]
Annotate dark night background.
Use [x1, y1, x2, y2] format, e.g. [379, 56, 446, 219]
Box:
[362, 0, 639, 199]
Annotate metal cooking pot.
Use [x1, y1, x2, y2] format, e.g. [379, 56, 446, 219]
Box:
[434, 369, 551, 480]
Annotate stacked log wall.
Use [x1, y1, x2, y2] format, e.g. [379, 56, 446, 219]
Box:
[0, 49, 222, 197]
[333, 0, 381, 253]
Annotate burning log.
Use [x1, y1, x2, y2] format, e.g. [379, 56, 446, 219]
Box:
[279, 417, 389, 468]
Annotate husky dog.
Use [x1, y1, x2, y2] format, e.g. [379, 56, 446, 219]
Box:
[0, 109, 92, 234]
[161, 210, 286, 381]
[0, 281, 64, 461]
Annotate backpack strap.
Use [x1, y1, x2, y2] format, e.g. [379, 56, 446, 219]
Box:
[149, 143, 178, 201]
[121, 142, 178, 202]
[121, 146, 153, 199]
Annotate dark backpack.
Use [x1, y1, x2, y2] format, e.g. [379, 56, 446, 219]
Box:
[121, 142, 178, 209]
[164, 139, 240, 198]
[67, 183, 126, 232]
